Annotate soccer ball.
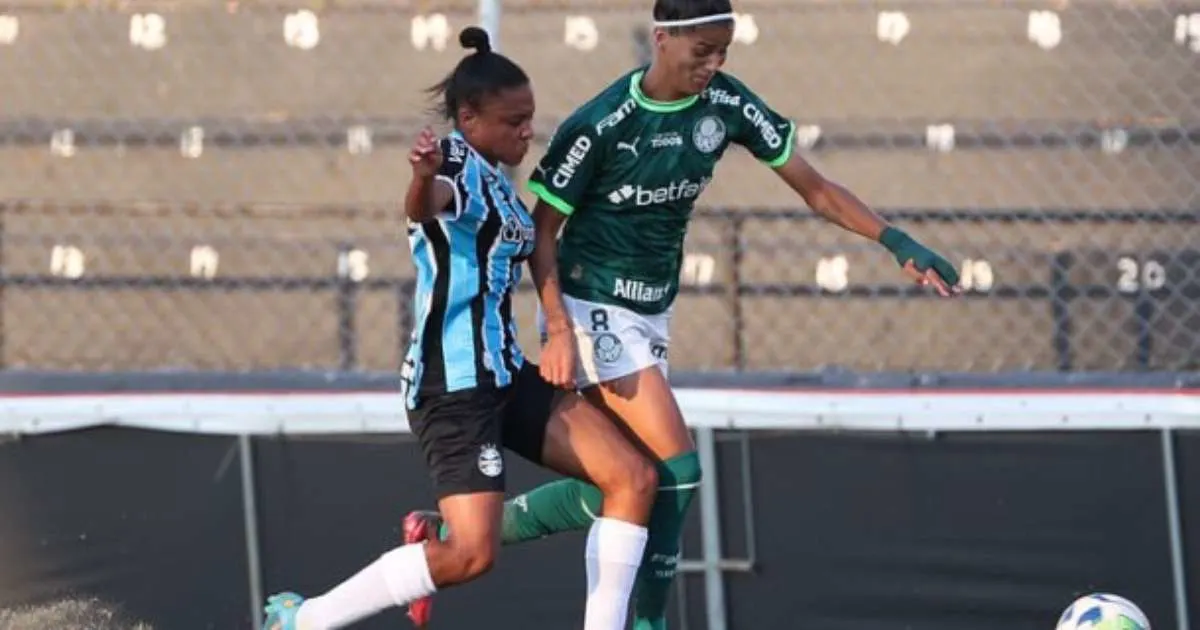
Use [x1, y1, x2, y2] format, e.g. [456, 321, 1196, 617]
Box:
[1055, 593, 1150, 630]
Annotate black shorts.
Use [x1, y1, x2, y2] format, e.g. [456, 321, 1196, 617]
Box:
[406, 362, 561, 499]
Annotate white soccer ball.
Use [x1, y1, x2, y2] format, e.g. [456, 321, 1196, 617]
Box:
[1055, 593, 1150, 630]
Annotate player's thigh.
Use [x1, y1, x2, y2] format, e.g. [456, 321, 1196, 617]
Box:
[501, 361, 649, 489]
[583, 365, 694, 461]
[558, 299, 690, 460]
[406, 388, 510, 503]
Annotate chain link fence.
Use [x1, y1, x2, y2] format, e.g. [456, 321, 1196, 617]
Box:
[0, 0, 1196, 374]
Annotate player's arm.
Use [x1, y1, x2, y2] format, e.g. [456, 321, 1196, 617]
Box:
[526, 118, 600, 332]
[773, 152, 959, 295]
[405, 135, 462, 223]
[773, 153, 885, 241]
[404, 176, 455, 223]
[723, 82, 884, 236]
[526, 116, 601, 386]
[528, 201, 572, 337]
[728, 77, 959, 294]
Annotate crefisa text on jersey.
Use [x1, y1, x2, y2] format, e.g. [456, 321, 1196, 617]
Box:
[704, 86, 784, 151]
[703, 87, 741, 107]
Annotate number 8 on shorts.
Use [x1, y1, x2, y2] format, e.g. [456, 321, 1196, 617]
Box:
[543, 295, 671, 387]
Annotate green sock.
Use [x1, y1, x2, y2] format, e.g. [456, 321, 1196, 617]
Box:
[633, 617, 668, 630]
[436, 477, 602, 544]
[632, 451, 702, 630]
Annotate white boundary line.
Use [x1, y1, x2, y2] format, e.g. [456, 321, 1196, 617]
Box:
[0, 390, 1195, 436]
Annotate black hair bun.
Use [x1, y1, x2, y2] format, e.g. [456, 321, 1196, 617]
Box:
[459, 26, 491, 54]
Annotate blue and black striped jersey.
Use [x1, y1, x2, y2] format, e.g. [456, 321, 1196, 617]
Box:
[401, 131, 536, 410]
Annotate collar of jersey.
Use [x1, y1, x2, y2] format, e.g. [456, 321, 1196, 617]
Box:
[628, 70, 699, 113]
[448, 129, 501, 176]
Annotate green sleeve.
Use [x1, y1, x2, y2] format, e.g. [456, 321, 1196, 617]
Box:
[528, 117, 602, 216]
[725, 76, 796, 168]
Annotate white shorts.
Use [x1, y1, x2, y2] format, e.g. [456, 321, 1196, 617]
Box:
[538, 295, 670, 388]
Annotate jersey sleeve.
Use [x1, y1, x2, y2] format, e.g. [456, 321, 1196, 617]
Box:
[725, 76, 797, 168]
[527, 116, 601, 216]
[435, 135, 468, 218]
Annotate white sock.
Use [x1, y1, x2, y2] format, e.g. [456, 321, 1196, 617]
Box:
[583, 517, 649, 630]
[296, 543, 437, 630]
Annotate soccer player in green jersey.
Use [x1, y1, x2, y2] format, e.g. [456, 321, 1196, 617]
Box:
[405, 1, 961, 628]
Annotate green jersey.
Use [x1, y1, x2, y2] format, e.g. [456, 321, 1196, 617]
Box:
[528, 68, 795, 315]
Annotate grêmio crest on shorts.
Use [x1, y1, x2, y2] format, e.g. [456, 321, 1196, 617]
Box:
[528, 68, 796, 316]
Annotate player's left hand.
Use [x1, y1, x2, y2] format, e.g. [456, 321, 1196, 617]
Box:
[540, 327, 578, 390]
[408, 127, 443, 179]
[879, 227, 962, 297]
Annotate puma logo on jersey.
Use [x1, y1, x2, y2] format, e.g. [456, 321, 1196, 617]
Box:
[616, 137, 640, 157]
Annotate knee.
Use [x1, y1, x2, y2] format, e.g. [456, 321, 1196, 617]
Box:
[597, 450, 658, 504]
[463, 546, 497, 580]
[627, 456, 659, 502]
[441, 538, 498, 583]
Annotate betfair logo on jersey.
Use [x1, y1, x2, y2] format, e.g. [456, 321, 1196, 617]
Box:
[742, 103, 785, 150]
[613, 278, 671, 303]
[704, 87, 742, 107]
[607, 177, 711, 206]
[552, 135, 593, 188]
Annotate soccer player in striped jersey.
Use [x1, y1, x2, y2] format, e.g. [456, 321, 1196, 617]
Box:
[405, 1, 963, 629]
[261, 26, 659, 630]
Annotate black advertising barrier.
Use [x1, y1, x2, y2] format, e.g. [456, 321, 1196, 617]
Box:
[0, 424, 1195, 630]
